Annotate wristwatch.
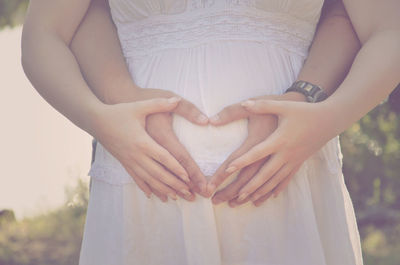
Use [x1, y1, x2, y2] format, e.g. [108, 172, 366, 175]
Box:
[286, 80, 328, 103]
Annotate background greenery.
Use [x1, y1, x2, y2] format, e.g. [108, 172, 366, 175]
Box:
[1, 0, 399, 264]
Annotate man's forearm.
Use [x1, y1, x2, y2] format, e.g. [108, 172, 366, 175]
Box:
[295, 0, 360, 97]
[71, 0, 361, 107]
[70, 0, 138, 105]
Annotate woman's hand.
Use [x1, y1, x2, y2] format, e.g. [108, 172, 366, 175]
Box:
[92, 96, 197, 202]
[217, 98, 337, 204]
[103, 86, 210, 201]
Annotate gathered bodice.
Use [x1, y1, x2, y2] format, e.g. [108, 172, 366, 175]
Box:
[108, 0, 325, 60]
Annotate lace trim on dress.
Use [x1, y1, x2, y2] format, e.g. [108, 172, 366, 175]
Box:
[88, 165, 133, 186]
[88, 161, 223, 186]
[88, 143, 226, 185]
[114, 6, 316, 60]
[88, 139, 343, 186]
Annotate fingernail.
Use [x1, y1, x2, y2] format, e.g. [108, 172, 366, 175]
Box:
[146, 193, 152, 199]
[241, 100, 255, 107]
[197, 114, 208, 124]
[210, 114, 220, 123]
[180, 173, 190, 183]
[237, 192, 249, 202]
[168, 193, 177, 200]
[251, 194, 261, 202]
[199, 182, 207, 194]
[207, 183, 216, 194]
[168, 97, 181, 104]
[180, 189, 192, 197]
[225, 166, 237, 174]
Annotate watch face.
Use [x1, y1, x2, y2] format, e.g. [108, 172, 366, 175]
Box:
[288, 81, 327, 102]
[304, 84, 314, 92]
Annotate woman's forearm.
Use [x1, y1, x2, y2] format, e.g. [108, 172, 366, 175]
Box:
[323, 30, 400, 133]
[21, 0, 105, 137]
[70, 0, 138, 105]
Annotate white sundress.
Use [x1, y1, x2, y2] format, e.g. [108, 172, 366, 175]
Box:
[79, 0, 364, 264]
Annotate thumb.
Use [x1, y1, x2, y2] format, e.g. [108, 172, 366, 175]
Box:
[134, 97, 181, 115]
[241, 99, 287, 115]
[209, 103, 250, 126]
[173, 99, 209, 125]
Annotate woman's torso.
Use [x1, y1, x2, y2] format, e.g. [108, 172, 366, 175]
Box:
[82, 4, 365, 264]
[89, 0, 333, 184]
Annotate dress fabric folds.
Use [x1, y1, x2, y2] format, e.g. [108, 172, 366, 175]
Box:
[79, 0, 364, 264]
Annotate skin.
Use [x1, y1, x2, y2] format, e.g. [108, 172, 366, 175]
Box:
[21, 0, 399, 207]
[69, 0, 362, 206]
[208, 0, 362, 206]
[69, 0, 209, 202]
[209, 0, 400, 205]
[20, 0, 198, 202]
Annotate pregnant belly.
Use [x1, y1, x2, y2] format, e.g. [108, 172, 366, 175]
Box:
[126, 41, 305, 178]
[172, 114, 248, 177]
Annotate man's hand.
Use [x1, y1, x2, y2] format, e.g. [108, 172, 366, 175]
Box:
[206, 92, 307, 207]
[217, 97, 336, 206]
[209, 112, 276, 206]
[135, 88, 210, 199]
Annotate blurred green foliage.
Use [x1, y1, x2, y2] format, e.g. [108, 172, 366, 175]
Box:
[0, 180, 88, 265]
[341, 102, 400, 265]
[0, 0, 28, 29]
[1, 1, 400, 264]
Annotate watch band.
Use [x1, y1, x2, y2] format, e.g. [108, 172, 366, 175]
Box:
[286, 80, 328, 103]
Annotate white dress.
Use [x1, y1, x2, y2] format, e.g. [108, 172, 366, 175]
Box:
[79, 0, 364, 264]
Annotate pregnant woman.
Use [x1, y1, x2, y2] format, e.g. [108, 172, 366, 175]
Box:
[21, 0, 400, 264]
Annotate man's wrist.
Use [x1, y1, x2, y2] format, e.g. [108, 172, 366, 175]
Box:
[285, 80, 328, 103]
[103, 81, 141, 105]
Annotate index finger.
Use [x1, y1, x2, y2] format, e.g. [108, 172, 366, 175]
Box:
[159, 134, 209, 196]
[146, 114, 208, 196]
[209, 103, 251, 126]
[211, 158, 266, 204]
[226, 129, 282, 174]
[141, 133, 190, 182]
[206, 139, 256, 196]
[173, 99, 209, 125]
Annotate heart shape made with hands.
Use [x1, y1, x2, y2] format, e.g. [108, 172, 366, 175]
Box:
[199, 100, 280, 205]
[147, 94, 298, 207]
[141, 89, 310, 207]
[192, 93, 329, 207]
